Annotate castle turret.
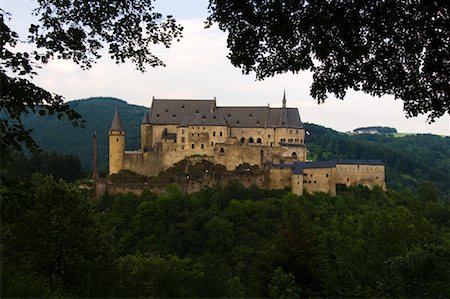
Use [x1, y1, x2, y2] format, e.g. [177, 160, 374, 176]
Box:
[109, 109, 125, 175]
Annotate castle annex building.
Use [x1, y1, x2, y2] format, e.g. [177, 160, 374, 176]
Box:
[109, 94, 386, 196]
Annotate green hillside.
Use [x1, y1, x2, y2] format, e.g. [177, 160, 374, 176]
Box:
[22, 97, 148, 172]
[21, 98, 449, 197]
[305, 123, 450, 197]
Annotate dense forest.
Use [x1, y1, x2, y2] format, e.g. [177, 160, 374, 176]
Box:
[4, 98, 449, 297]
[353, 126, 397, 134]
[2, 176, 449, 297]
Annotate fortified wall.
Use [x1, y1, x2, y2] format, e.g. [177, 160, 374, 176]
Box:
[108, 94, 386, 196]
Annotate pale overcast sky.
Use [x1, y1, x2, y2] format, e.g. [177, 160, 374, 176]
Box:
[3, 0, 449, 135]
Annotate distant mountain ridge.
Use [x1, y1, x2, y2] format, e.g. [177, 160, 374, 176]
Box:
[20, 97, 449, 197]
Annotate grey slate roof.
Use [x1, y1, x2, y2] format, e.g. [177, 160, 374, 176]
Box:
[271, 159, 385, 175]
[110, 109, 124, 131]
[148, 99, 303, 128]
[149, 99, 216, 125]
[333, 159, 385, 165]
[186, 109, 228, 126]
[217, 107, 269, 127]
[141, 111, 150, 124]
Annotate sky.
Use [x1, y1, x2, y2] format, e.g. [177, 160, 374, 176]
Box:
[3, 0, 449, 135]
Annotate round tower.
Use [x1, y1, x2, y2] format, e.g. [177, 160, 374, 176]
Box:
[109, 109, 125, 175]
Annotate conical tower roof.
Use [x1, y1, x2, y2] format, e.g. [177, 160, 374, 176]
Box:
[110, 109, 124, 131]
[141, 111, 150, 124]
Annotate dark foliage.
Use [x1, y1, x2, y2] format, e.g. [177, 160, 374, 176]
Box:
[353, 126, 397, 134]
[207, 0, 450, 120]
[1, 151, 84, 183]
[2, 177, 449, 297]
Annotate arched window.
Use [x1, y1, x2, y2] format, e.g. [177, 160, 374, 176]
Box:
[220, 147, 225, 153]
[248, 137, 254, 143]
[240, 137, 245, 143]
[201, 144, 204, 149]
[191, 144, 195, 149]
[292, 152, 297, 158]
[256, 138, 262, 143]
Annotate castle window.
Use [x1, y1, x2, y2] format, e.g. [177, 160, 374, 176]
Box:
[116, 138, 118, 142]
[240, 137, 245, 143]
[376, 176, 379, 179]
[165, 109, 168, 112]
[203, 127, 205, 130]
[282, 122, 285, 125]
[228, 113, 230, 117]
[156, 113, 160, 117]
[309, 180, 311, 183]
[182, 129, 185, 134]
[326, 174, 329, 178]
[268, 134, 271, 138]
[303, 174, 307, 177]
[196, 110, 199, 113]
[237, 120, 240, 124]
[173, 114, 176, 118]
[292, 152, 297, 158]
[314, 181, 317, 184]
[296, 129, 298, 134]
[347, 178, 349, 181]
[201, 144, 204, 149]
[220, 147, 224, 153]
[213, 115, 216, 119]
[248, 137, 254, 143]
[249, 114, 252, 117]
[295, 138, 299, 143]
[220, 132, 223, 137]
[280, 138, 286, 143]
[182, 105, 185, 109]
[257, 138, 262, 143]
[290, 130, 292, 133]
[211, 142, 214, 146]
[213, 131, 216, 136]
[191, 144, 195, 149]
[198, 133, 200, 137]
[191, 133, 194, 137]
[203, 115, 206, 119]
[181, 137, 185, 143]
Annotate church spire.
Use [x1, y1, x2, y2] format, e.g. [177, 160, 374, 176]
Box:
[282, 89, 287, 108]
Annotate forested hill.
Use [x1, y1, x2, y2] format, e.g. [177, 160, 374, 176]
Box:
[22, 97, 148, 173]
[304, 123, 450, 196]
[21, 97, 449, 196]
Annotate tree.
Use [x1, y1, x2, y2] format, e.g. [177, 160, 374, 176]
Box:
[1, 175, 114, 297]
[1, 1, 183, 154]
[207, 0, 449, 120]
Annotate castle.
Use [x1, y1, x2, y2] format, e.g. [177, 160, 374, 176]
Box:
[109, 93, 386, 196]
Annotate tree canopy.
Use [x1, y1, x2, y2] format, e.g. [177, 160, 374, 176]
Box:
[207, 0, 449, 120]
[0, 0, 182, 154]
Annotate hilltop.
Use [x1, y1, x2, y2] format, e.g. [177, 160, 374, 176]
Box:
[22, 97, 148, 172]
[20, 97, 449, 196]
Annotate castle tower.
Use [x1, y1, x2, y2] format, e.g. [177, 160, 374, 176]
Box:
[109, 109, 125, 175]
